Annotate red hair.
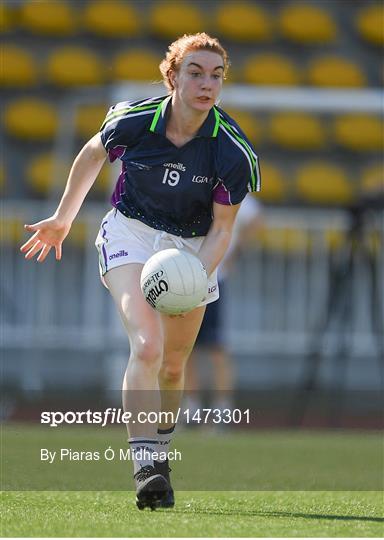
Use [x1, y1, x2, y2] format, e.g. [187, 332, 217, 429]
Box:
[159, 33, 230, 92]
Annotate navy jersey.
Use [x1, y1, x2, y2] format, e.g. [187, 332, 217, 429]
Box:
[100, 94, 261, 238]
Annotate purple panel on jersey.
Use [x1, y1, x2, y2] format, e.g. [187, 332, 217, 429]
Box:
[108, 145, 126, 163]
[213, 181, 231, 205]
[111, 163, 127, 207]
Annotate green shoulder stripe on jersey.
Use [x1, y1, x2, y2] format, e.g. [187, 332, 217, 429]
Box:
[212, 107, 220, 137]
[101, 101, 162, 130]
[219, 117, 257, 190]
[149, 99, 164, 132]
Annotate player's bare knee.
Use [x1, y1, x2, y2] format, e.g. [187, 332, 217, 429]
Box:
[159, 364, 184, 384]
[133, 337, 163, 368]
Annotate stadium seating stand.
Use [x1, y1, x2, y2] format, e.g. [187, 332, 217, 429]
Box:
[295, 162, 354, 205]
[279, 3, 337, 44]
[333, 114, 383, 152]
[46, 46, 105, 87]
[76, 104, 108, 140]
[243, 53, 301, 85]
[149, 1, 206, 39]
[1, 45, 38, 87]
[4, 99, 58, 141]
[307, 55, 366, 87]
[111, 49, 162, 82]
[269, 112, 326, 150]
[20, 0, 77, 36]
[215, 2, 273, 42]
[82, 0, 140, 38]
[355, 4, 384, 46]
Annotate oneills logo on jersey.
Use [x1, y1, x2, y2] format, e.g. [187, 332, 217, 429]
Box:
[163, 162, 186, 172]
[109, 249, 129, 261]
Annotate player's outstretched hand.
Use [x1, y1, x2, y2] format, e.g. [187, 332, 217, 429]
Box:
[20, 216, 71, 262]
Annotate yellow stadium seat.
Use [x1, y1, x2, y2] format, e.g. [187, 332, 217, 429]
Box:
[279, 3, 336, 44]
[224, 108, 261, 144]
[295, 162, 354, 205]
[360, 163, 384, 197]
[260, 227, 309, 253]
[27, 154, 68, 196]
[0, 218, 24, 245]
[215, 2, 273, 42]
[256, 162, 287, 203]
[333, 114, 383, 152]
[243, 54, 300, 86]
[356, 4, 384, 46]
[111, 49, 161, 82]
[27, 153, 110, 198]
[21, 0, 77, 35]
[1, 45, 38, 87]
[82, 1, 140, 38]
[149, 1, 206, 39]
[4, 99, 58, 141]
[67, 221, 88, 247]
[46, 47, 104, 87]
[0, 3, 18, 32]
[269, 112, 326, 150]
[307, 56, 366, 87]
[76, 104, 108, 139]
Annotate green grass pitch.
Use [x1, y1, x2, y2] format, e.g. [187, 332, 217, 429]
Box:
[1, 424, 383, 537]
[2, 490, 383, 537]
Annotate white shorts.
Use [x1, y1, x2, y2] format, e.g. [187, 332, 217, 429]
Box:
[95, 208, 219, 306]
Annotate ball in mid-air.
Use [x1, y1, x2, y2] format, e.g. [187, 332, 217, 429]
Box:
[140, 248, 208, 315]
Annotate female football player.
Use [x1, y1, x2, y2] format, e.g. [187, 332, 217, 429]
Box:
[20, 33, 261, 509]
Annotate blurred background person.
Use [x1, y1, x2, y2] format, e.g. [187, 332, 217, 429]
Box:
[184, 193, 263, 424]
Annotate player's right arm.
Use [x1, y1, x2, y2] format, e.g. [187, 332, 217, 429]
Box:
[20, 133, 107, 263]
